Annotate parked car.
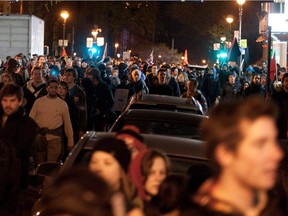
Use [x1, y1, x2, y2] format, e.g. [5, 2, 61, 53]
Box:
[110, 109, 207, 140]
[123, 94, 204, 115]
[32, 131, 210, 215]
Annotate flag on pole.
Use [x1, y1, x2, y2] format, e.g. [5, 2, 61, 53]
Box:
[101, 42, 108, 61]
[61, 47, 67, 57]
[228, 37, 241, 62]
[183, 49, 189, 65]
[147, 49, 154, 65]
[270, 51, 276, 81]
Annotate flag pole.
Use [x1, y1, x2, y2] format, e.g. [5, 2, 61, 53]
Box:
[266, 26, 272, 97]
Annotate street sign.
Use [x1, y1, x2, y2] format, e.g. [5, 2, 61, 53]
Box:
[240, 39, 247, 48]
[58, 39, 68, 47]
[213, 43, 220, 51]
[86, 37, 93, 48]
[123, 51, 130, 61]
[97, 37, 104, 46]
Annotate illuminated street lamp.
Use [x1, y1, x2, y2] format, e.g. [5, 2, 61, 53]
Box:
[237, 0, 245, 70]
[226, 15, 234, 30]
[91, 25, 102, 43]
[114, 43, 119, 57]
[60, 10, 69, 51]
[202, 59, 206, 64]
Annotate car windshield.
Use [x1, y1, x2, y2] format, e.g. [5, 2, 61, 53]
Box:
[115, 119, 201, 140]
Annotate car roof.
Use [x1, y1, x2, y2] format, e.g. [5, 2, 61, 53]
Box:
[115, 109, 206, 124]
[126, 94, 203, 115]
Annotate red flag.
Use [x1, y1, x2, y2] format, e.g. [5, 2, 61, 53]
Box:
[183, 49, 189, 65]
[61, 47, 67, 57]
[101, 42, 108, 61]
[270, 52, 276, 81]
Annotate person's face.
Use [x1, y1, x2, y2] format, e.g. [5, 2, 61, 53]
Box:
[63, 72, 75, 84]
[187, 81, 197, 92]
[30, 60, 36, 67]
[2, 76, 11, 85]
[132, 71, 141, 82]
[32, 69, 43, 82]
[89, 151, 121, 190]
[262, 62, 267, 68]
[228, 75, 235, 85]
[112, 69, 119, 78]
[81, 62, 88, 68]
[1, 95, 22, 116]
[260, 76, 267, 85]
[172, 68, 178, 77]
[200, 70, 205, 77]
[46, 82, 59, 97]
[15, 57, 22, 66]
[282, 77, 288, 92]
[66, 59, 73, 68]
[144, 157, 167, 197]
[253, 75, 260, 84]
[151, 66, 158, 76]
[178, 73, 184, 83]
[38, 57, 45, 64]
[157, 71, 166, 85]
[223, 117, 283, 190]
[58, 85, 68, 97]
[243, 82, 249, 90]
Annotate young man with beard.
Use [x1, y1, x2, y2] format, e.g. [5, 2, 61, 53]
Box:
[29, 79, 74, 164]
[0, 84, 38, 214]
[183, 97, 285, 216]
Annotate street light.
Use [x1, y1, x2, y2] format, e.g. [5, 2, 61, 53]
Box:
[237, 0, 245, 71]
[60, 10, 69, 52]
[114, 43, 119, 58]
[91, 25, 102, 44]
[226, 15, 234, 30]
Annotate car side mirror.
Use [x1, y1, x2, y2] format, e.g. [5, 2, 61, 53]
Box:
[35, 162, 62, 177]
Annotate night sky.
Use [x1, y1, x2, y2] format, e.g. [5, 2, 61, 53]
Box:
[11, 1, 264, 64]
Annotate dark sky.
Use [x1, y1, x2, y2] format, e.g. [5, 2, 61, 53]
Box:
[16, 1, 264, 63]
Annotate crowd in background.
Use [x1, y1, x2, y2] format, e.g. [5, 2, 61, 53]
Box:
[0, 51, 287, 215]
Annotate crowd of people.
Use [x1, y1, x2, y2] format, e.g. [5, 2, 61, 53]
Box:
[0, 52, 287, 215]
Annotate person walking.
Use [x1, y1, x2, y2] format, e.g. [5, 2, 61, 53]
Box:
[0, 84, 37, 214]
[29, 79, 74, 165]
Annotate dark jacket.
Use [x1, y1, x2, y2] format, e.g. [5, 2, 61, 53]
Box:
[272, 90, 288, 139]
[0, 106, 37, 215]
[168, 77, 181, 97]
[68, 84, 87, 134]
[149, 83, 173, 96]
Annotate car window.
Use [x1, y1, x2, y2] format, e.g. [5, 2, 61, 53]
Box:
[113, 119, 201, 140]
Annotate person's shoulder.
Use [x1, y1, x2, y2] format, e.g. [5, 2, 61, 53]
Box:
[182, 202, 233, 216]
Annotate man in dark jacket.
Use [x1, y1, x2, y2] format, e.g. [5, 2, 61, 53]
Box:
[149, 68, 173, 96]
[85, 68, 114, 131]
[62, 68, 87, 142]
[0, 84, 38, 214]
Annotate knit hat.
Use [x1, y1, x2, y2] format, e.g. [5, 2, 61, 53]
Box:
[116, 125, 147, 153]
[92, 137, 131, 172]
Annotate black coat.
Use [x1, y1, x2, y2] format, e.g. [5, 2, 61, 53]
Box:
[0, 107, 37, 214]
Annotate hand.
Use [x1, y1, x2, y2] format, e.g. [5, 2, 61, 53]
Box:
[67, 143, 74, 152]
